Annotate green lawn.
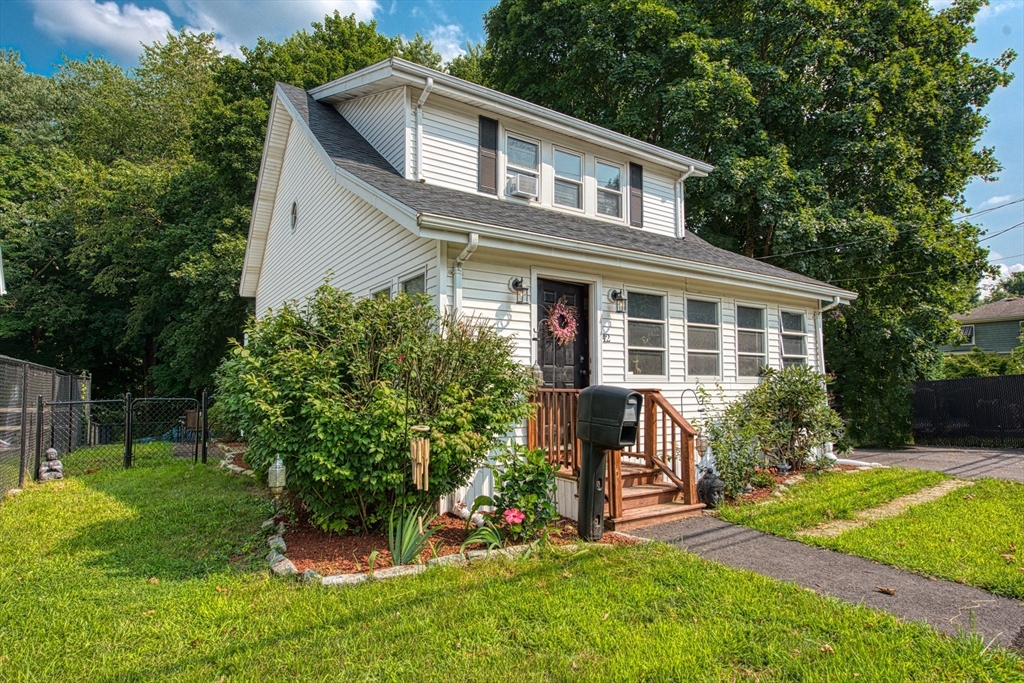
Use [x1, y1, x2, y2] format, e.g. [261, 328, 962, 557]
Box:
[720, 468, 1024, 599]
[0, 465, 1020, 681]
[718, 468, 949, 536]
[60, 441, 184, 475]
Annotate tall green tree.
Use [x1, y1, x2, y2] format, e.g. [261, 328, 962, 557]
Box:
[482, 0, 1014, 445]
[986, 271, 1024, 302]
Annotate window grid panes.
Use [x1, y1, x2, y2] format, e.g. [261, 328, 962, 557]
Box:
[506, 135, 539, 196]
[737, 305, 766, 378]
[687, 299, 720, 376]
[596, 160, 622, 218]
[401, 273, 426, 296]
[781, 311, 808, 367]
[553, 148, 583, 210]
[627, 292, 666, 376]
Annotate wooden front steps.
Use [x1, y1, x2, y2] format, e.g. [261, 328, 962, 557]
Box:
[606, 501, 705, 531]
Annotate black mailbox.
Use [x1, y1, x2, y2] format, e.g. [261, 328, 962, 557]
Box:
[575, 386, 643, 541]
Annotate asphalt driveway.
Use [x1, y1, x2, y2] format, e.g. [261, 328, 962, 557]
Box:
[852, 446, 1023, 482]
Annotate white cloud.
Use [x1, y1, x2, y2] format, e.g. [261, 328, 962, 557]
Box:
[166, 0, 379, 56]
[31, 0, 176, 61]
[980, 194, 1014, 209]
[427, 24, 467, 63]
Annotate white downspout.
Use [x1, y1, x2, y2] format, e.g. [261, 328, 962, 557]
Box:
[413, 77, 434, 182]
[675, 166, 697, 238]
[453, 232, 479, 313]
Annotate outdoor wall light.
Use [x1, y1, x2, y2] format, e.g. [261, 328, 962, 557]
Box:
[268, 455, 287, 501]
[609, 289, 627, 313]
[508, 276, 530, 304]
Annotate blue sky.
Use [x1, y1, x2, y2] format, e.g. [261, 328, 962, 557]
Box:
[1, 0, 1021, 283]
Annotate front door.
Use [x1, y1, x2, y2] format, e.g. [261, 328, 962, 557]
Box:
[537, 278, 590, 388]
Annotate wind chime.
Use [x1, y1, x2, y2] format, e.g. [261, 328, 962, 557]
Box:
[410, 425, 431, 491]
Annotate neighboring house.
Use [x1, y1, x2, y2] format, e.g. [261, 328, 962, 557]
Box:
[944, 298, 1024, 355]
[240, 58, 856, 528]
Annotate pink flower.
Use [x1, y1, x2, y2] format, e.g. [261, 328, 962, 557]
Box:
[503, 508, 525, 525]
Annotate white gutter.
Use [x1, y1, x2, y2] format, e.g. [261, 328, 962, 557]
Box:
[675, 165, 697, 239]
[413, 77, 434, 182]
[453, 232, 479, 312]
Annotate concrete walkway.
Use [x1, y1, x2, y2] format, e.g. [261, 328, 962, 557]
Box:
[853, 446, 1023, 482]
[637, 516, 1024, 649]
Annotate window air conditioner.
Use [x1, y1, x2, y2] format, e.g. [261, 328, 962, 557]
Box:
[509, 173, 538, 199]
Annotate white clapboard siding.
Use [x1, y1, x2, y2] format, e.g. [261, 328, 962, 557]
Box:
[456, 259, 534, 365]
[336, 87, 407, 175]
[555, 477, 579, 520]
[255, 126, 436, 315]
[421, 101, 479, 192]
[643, 170, 677, 237]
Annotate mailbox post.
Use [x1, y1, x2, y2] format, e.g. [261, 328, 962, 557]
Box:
[575, 386, 643, 541]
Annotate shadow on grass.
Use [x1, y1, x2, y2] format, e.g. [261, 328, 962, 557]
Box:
[58, 463, 273, 581]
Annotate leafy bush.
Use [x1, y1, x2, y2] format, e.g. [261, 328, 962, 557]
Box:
[936, 347, 1024, 379]
[699, 366, 844, 496]
[214, 285, 536, 532]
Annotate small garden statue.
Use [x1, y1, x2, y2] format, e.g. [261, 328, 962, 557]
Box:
[697, 471, 724, 509]
[38, 448, 64, 482]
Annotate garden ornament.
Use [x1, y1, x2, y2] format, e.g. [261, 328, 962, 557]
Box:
[38, 448, 64, 482]
[268, 456, 286, 501]
[697, 471, 725, 509]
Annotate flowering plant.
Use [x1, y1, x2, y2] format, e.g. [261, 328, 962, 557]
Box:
[503, 508, 525, 525]
[544, 298, 578, 346]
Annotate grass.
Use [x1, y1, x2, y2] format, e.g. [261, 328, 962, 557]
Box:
[814, 478, 1024, 599]
[719, 468, 1024, 599]
[718, 467, 949, 536]
[59, 441, 183, 475]
[0, 465, 1020, 681]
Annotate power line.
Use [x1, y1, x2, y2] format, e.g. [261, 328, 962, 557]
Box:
[756, 197, 1023, 261]
[978, 220, 1024, 243]
[989, 252, 1024, 263]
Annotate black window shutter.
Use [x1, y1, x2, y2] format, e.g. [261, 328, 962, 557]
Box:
[478, 116, 499, 194]
[629, 163, 644, 228]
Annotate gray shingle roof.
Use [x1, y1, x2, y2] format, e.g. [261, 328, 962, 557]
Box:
[278, 82, 842, 293]
[954, 297, 1024, 322]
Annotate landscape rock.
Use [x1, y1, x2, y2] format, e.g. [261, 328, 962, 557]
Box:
[372, 564, 427, 580]
[226, 464, 244, 474]
[270, 557, 297, 575]
[427, 553, 467, 567]
[465, 549, 492, 561]
[261, 518, 277, 530]
[267, 535, 287, 552]
[302, 569, 322, 584]
[322, 572, 367, 587]
[3, 488, 22, 500]
[266, 549, 285, 565]
[497, 544, 531, 558]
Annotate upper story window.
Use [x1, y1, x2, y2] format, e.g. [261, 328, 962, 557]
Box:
[596, 160, 622, 218]
[781, 311, 808, 366]
[686, 299, 720, 376]
[627, 292, 666, 376]
[737, 305, 766, 377]
[960, 325, 976, 346]
[553, 148, 583, 210]
[505, 135, 539, 199]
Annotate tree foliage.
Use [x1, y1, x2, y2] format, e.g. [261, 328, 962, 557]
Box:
[482, 0, 1014, 445]
[985, 272, 1024, 302]
[0, 16, 442, 396]
[213, 286, 536, 532]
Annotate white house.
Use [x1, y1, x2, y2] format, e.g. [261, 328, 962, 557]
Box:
[240, 58, 856, 529]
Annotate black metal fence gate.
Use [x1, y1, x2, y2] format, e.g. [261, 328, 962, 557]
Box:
[41, 393, 209, 477]
[913, 375, 1024, 447]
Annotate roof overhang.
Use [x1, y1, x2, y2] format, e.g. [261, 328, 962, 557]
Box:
[309, 58, 714, 178]
[953, 316, 1024, 324]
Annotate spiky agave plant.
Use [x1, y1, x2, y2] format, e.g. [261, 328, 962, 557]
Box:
[388, 506, 440, 565]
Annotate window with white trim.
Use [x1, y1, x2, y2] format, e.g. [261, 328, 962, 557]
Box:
[686, 299, 720, 376]
[371, 284, 391, 299]
[505, 135, 539, 197]
[626, 292, 666, 376]
[781, 311, 808, 366]
[553, 148, 583, 210]
[596, 160, 623, 218]
[401, 273, 426, 296]
[737, 305, 766, 377]
[960, 325, 975, 346]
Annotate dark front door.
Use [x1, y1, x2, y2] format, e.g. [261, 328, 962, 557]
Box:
[537, 278, 590, 388]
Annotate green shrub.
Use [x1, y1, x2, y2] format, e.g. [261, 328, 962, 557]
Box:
[213, 285, 536, 533]
[699, 366, 844, 495]
[490, 445, 558, 540]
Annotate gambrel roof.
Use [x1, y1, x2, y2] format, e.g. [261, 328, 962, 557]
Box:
[240, 77, 855, 304]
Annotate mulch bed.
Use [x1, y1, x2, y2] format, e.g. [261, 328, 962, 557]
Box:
[228, 453, 250, 469]
[283, 512, 640, 575]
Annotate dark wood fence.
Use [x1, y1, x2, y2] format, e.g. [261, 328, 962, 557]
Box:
[913, 374, 1024, 447]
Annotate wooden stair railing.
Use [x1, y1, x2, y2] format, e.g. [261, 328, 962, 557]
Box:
[527, 386, 699, 512]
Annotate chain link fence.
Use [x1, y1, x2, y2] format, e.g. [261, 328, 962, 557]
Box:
[913, 375, 1024, 447]
[0, 355, 90, 497]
